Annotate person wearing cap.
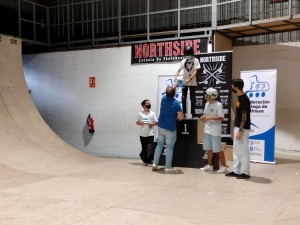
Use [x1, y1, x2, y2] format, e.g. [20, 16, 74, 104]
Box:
[199, 87, 227, 173]
[174, 45, 200, 118]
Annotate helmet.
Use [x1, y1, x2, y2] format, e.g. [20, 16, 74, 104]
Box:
[205, 87, 218, 99]
[184, 45, 194, 56]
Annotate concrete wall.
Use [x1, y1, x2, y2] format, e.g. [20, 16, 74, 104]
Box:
[23, 47, 178, 158]
[233, 43, 300, 153]
[214, 32, 233, 52]
[23, 42, 300, 159]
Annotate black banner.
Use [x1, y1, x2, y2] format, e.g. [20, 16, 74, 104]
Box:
[194, 52, 232, 136]
[131, 38, 208, 64]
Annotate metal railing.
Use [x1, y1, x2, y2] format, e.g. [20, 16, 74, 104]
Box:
[8, 0, 300, 52]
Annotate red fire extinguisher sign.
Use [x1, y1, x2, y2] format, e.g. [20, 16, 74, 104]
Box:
[89, 77, 96, 88]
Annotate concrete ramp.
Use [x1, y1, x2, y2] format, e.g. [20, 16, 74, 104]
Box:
[0, 35, 98, 175]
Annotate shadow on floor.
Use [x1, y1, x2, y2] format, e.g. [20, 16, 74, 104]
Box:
[275, 157, 300, 165]
[154, 168, 184, 175]
[129, 163, 184, 174]
[248, 176, 273, 184]
[129, 162, 151, 167]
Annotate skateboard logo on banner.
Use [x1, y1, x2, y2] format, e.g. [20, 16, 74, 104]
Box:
[245, 75, 270, 98]
[199, 63, 226, 86]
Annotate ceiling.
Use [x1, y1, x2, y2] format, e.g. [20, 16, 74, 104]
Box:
[217, 15, 300, 38]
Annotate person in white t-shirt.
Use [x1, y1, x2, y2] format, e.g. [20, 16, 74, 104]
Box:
[174, 45, 200, 118]
[199, 88, 227, 173]
[136, 99, 158, 165]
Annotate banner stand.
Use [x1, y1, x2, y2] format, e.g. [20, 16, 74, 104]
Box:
[241, 69, 277, 164]
[250, 160, 276, 165]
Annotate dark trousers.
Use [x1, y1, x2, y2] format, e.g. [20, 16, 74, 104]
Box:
[182, 86, 196, 117]
[139, 136, 154, 163]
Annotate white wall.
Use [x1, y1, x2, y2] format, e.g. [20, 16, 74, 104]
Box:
[23, 46, 178, 158]
[23, 42, 300, 159]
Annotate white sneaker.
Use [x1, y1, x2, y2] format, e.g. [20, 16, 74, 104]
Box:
[217, 165, 227, 173]
[152, 164, 157, 171]
[165, 167, 175, 172]
[200, 164, 213, 172]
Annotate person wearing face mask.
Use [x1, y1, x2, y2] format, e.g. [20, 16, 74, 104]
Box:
[174, 45, 200, 118]
[199, 87, 227, 173]
[136, 99, 158, 165]
[225, 78, 251, 179]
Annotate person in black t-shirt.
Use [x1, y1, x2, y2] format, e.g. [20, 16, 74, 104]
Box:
[225, 79, 251, 179]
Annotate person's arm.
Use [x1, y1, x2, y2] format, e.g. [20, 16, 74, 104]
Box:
[185, 68, 198, 84]
[136, 120, 144, 125]
[174, 67, 181, 82]
[199, 113, 206, 122]
[236, 111, 247, 140]
[136, 114, 144, 125]
[177, 111, 184, 121]
[200, 103, 207, 122]
[174, 61, 184, 82]
[148, 121, 158, 128]
[204, 115, 223, 121]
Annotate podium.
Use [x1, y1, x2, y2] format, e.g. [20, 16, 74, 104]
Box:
[159, 119, 219, 169]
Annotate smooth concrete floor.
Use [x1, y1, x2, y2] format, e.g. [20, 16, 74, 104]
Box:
[1, 33, 299, 225]
[1, 152, 300, 225]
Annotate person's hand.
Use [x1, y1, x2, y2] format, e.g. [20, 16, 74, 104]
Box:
[184, 78, 190, 85]
[199, 115, 206, 122]
[173, 81, 178, 88]
[236, 130, 242, 140]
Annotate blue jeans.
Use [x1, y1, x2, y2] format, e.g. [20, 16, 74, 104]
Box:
[153, 127, 177, 169]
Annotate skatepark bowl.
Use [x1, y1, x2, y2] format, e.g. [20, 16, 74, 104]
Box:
[0, 34, 300, 225]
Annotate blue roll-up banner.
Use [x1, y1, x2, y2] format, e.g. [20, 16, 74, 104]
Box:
[241, 70, 277, 164]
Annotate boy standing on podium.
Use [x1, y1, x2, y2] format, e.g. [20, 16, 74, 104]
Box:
[173, 45, 200, 118]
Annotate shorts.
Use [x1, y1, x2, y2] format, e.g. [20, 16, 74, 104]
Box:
[203, 133, 222, 153]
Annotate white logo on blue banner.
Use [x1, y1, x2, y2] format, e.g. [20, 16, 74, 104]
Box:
[157, 75, 183, 116]
[241, 70, 277, 164]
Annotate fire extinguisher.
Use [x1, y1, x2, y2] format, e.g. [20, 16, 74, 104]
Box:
[87, 114, 95, 133]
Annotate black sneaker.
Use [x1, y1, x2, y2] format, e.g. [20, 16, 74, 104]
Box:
[236, 173, 250, 179]
[225, 171, 240, 177]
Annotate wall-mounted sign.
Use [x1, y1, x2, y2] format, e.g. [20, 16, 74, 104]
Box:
[131, 38, 208, 64]
[89, 76, 96, 88]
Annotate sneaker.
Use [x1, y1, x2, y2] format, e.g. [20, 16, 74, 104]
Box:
[236, 173, 250, 179]
[165, 167, 175, 172]
[143, 160, 153, 166]
[225, 171, 240, 177]
[200, 164, 213, 172]
[152, 164, 157, 171]
[217, 165, 227, 173]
